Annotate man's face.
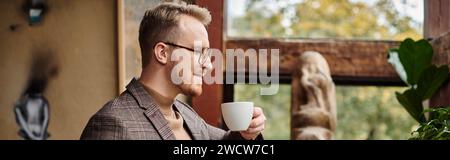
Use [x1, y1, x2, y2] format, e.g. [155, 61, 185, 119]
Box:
[169, 15, 212, 97]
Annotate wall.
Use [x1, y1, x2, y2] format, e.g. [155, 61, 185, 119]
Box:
[0, 0, 117, 139]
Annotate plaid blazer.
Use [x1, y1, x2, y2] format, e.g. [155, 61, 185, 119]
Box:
[80, 78, 245, 140]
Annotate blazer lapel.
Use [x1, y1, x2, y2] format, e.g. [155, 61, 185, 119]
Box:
[174, 101, 203, 140]
[126, 78, 175, 140]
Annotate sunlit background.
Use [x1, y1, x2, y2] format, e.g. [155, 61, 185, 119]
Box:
[227, 0, 423, 40]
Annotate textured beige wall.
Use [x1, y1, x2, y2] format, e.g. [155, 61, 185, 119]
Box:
[0, 0, 117, 139]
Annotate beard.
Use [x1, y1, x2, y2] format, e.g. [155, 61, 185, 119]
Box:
[179, 83, 202, 97]
[179, 74, 204, 96]
[169, 53, 204, 97]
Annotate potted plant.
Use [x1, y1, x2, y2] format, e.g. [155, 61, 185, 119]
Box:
[387, 38, 450, 140]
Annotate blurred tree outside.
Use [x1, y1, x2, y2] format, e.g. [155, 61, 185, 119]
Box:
[230, 0, 422, 139]
[335, 86, 416, 140]
[234, 84, 291, 140]
[228, 0, 423, 40]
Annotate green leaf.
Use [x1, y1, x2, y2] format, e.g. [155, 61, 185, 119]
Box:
[398, 38, 433, 85]
[396, 89, 426, 123]
[416, 65, 449, 100]
[387, 48, 408, 84]
[411, 107, 450, 140]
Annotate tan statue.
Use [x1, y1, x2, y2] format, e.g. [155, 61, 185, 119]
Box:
[291, 51, 337, 140]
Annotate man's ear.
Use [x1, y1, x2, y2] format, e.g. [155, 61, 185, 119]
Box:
[153, 42, 169, 64]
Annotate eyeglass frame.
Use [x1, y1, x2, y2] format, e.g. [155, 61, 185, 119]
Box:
[161, 42, 211, 65]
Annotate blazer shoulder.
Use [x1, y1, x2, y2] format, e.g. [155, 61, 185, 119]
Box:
[96, 90, 137, 113]
[86, 91, 141, 128]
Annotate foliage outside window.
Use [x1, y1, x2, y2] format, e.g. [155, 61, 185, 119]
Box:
[335, 86, 416, 140]
[235, 84, 291, 140]
[228, 0, 423, 40]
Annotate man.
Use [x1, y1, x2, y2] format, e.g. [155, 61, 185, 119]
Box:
[80, 2, 266, 140]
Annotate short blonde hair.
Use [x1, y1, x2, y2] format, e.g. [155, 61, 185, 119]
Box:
[139, 2, 212, 68]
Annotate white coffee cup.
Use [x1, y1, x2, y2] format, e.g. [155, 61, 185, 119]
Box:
[221, 102, 254, 131]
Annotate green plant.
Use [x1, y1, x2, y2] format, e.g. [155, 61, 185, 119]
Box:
[387, 38, 449, 123]
[410, 107, 450, 140]
[387, 38, 450, 139]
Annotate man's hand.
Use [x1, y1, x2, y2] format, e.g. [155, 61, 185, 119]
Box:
[240, 107, 266, 140]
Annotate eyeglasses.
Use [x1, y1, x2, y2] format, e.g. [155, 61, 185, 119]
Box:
[162, 42, 211, 65]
